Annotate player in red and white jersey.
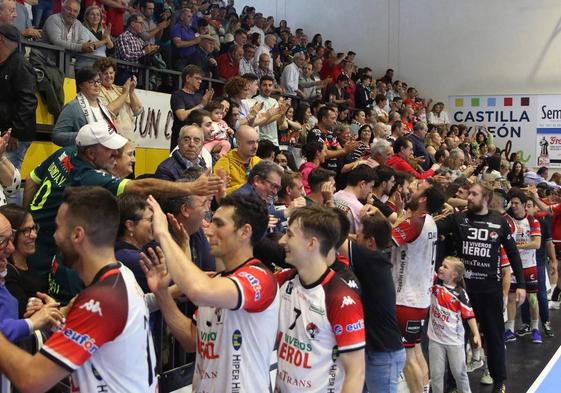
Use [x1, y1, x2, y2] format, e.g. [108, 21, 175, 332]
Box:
[0, 187, 158, 393]
[504, 188, 542, 343]
[390, 180, 445, 393]
[146, 194, 279, 393]
[276, 206, 365, 393]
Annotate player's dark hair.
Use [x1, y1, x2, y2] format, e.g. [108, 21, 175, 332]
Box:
[373, 165, 395, 188]
[423, 184, 446, 215]
[289, 206, 340, 257]
[506, 186, 528, 204]
[220, 194, 268, 247]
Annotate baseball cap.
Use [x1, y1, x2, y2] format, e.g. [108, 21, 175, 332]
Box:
[0, 25, 21, 43]
[75, 122, 128, 150]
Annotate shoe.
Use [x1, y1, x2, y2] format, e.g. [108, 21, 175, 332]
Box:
[480, 369, 493, 385]
[492, 384, 506, 393]
[516, 324, 531, 336]
[544, 321, 555, 337]
[467, 358, 484, 372]
[549, 300, 560, 310]
[532, 329, 543, 343]
[504, 329, 517, 343]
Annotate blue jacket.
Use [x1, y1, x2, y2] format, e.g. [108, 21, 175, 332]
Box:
[232, 183, 286, 232]
[155, 150, 206, 181]
[0, 284, 30, 342]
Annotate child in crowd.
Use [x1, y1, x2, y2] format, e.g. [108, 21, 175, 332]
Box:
[428, 256, 481, 393]
[204, 101, 233, 157]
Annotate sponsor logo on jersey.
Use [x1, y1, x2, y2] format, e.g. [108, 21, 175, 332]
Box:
[198, 331, 219, 359]
[232, 329, 242, 351]
[488, 223, 501, 229]
[79, 299, 103, 316]
[62, 328, 99, 354]
[333, 324, 343, 335]
[239, 271, 262, 301]
[345, 319, 364, 333]
[341, 296, 356, 308]
[490, 231, 499, 240]
[285, 281, 293, 294]
[47, 162, 68, 186]
[308, 303, 325, 315]
[306, 323, 319, 339]
[278, 333, 312, 368]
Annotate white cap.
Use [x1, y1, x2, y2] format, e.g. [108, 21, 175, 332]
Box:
[75, 122, 128, 150]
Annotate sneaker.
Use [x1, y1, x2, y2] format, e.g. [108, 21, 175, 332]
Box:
[532, 329, 543, 343]
[492, 384, 506, 393]
[467, 358, 484, 372]
[516, 324, 531, 336]
[549, 300, 560, 310]
[544, 321, 555, 337]
[504, 329, 517, 343]
[480, 369, 493, 385]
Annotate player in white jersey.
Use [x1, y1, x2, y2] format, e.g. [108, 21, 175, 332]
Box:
[276, 206, 365, 393]
[504, 188, 541, 343]
[0, 187, 158, 393]
[146, 194, 279, 393]
[391, 180, 445, 393]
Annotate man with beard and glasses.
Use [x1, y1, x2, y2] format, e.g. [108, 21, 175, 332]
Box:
[0, 187, 157, 393]
[24, 122, 224, 304]
[390, 180, 445, 393]
[437, 183, 525, 393]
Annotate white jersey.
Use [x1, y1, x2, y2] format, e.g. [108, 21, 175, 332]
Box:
[41, 263, 157, 393]
[505, 214, 541, 269]
[274, 269, 365, 393]
[193, 258, 279, 393]
[391, 214, 438, 309]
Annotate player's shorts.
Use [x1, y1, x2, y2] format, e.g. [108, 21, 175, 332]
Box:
[396, 305, 429, 348]
[510, 265, 538, 293]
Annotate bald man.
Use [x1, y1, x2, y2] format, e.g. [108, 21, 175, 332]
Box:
[214, 125, 262, 194]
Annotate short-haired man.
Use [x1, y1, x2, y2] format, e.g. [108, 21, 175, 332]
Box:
[248, 76, 290, 145]
[185, 34, 218, 80]
[25, 122, 223, 302]
[145, 194, 279, 393]
[305, 167, 337, 207]
[333, 164, 377, 234]
[408, 121, 431, 171]
[371, 165, 398, 223]
[170, 64, 214, 151]
[171, 7, 200, 71]
[437, 182, 526, 392]
[254, 33, 275, 73]
[391, 181, 445, 393]
[239, 43, 256, 75]
[0, 0, 16, 25]
[0, 187, 158, 392]
[369, 138, 393, 167]
[276, 206, 365, 392]
[155, 125, 208, 180]
[216, 43, 243, 80]
[140, 0, 170, 45]
[214, 125, 261, 194]
[280, 51, 305, 95]
[387, 136, 440, 179]
[276, 171, 304, 207]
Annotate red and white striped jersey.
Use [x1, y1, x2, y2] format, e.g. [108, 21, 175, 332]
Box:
[505, 214, 541, 268]
[275, 269, 365, 393]
[41, 263, 157, 393]
[391, 214, 438, 308]
[427, 283, 475, 346]
[192, 258, 279, 393]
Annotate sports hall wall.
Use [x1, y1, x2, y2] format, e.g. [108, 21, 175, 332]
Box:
[240, 0, 561, 103]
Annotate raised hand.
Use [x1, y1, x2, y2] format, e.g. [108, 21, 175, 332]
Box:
[140, 246, 171, 294]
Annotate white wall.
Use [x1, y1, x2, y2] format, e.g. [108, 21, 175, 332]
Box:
[238, 0, 561, 103]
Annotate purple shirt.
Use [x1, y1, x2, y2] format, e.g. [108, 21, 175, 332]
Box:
[0, 284, 30, 342]
[171, 23, 196, 58]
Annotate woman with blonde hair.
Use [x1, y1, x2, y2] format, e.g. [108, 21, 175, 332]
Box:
[425, 131, 442, 158]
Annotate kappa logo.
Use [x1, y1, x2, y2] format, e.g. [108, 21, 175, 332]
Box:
[346, 280, 359, 289]
[340, 296, 356, 308]
[79, 299, 103, 316]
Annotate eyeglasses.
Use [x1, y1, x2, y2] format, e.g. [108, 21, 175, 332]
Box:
[263, 178, 281, 192]
[17, 224, 40, 238]
[87, 79, 102, 86]
[0, 229, 16, 250]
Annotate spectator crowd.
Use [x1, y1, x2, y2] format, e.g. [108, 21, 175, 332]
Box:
[0, 1, 560, 393]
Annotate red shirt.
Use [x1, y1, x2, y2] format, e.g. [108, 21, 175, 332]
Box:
[216, 53, 240, 80]
[386, 154, 435, 179]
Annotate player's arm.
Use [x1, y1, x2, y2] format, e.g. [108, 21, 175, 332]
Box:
[340, 349, 365, 393]
[517, 234, 541, 250]
[0, 334, 69, 393]
[501, 221, 526, 303]
[501, 267, 511, 300]
[154, 289, 198, 352]
[147, 196, 239, 309]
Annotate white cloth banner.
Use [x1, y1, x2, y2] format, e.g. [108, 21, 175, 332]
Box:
[448, 94, 561, 168]
[133, 89, 174, 149]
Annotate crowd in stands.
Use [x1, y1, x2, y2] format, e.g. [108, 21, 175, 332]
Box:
[0, 1, 560, 393]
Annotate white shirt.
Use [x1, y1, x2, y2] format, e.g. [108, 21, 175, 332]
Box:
[428, 111, 451, 125]
[254, 95, 279, 145]
[253, 44, 273, 73]
[280, 62, 301, 94]
[239, 57, 255, 76]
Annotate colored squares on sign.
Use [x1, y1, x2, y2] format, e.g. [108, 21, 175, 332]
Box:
[487, 98, 496, 106]
[521, 97, 530, 106]
[504, 97, 513, 106]
[471, 98, 480, 107]
[455, 98, 464, 107]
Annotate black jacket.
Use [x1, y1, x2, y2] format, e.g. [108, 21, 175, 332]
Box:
[0, 50, 37, 141]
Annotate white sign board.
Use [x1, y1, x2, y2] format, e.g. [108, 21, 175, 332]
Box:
[448, 94, 561, 168]
[133, 89, 174, 149]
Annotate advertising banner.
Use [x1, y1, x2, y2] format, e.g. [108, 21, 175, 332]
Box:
[133, 89, 174, 150]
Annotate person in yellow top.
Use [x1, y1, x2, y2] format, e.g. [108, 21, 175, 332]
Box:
[214, 125, 261, 194]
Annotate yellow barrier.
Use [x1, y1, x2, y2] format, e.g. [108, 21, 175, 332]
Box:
[23, 78, 169, 179]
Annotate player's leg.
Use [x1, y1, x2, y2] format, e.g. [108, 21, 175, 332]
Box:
[504, 291, 517, 342]
[403, 346, 424, 393]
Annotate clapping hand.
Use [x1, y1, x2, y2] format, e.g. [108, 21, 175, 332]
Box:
[140, 246, 171, 295]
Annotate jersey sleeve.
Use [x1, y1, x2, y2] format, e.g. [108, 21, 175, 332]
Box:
[274, 268, 297, 287]
[499, 246, 510, 269]
[528, 216, 541, 237]
[325, 278, 365, 353]
[457, 289, 475, 320]
[550, 203, 561, 217]
[29, 154, 52, 184]
[77, 169, 129, 196]
[40, 273, 128, 372]
[392, 216, 425, 247]
[229, 264, 278, 313]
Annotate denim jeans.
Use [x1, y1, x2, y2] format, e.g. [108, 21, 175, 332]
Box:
[363, 348, 406, 393]
[5, 140, 31, 205]
[32, 0, 52, 28]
